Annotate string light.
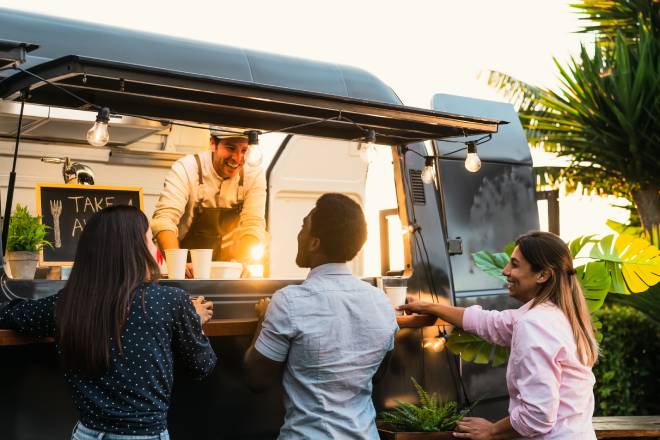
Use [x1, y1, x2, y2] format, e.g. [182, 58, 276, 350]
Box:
[244, 130, 263, 167]
[358, 129, 377, 163]
[86, 107, 110, 147]
[464, 141, 481, 172]
[420, 157, 435, 184]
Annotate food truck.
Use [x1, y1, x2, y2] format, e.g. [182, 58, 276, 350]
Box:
[0, 8, 539, 439]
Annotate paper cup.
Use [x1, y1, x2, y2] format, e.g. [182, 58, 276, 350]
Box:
[60, 265, 73, 280]
[384, 286, 407, 316]
[165, 248, 188, 279]
[190, 249, 213, 279]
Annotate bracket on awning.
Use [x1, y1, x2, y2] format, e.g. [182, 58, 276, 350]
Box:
[0, 40, 38, 70]
[0, 55, 505, 144]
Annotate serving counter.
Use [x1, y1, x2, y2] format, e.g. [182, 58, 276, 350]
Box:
[0, 274, 443, 440]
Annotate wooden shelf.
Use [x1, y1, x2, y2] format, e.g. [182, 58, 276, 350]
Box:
[1, 314, 443, 346]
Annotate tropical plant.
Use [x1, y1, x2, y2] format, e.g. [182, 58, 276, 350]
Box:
[445, 233, 660, 365]
[6, 204, 51, 252]
[378, 377, 472, 432]
[486, 0, 660, 234]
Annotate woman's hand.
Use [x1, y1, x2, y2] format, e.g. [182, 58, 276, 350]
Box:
[453, 417, 495, 439]
[396, 296, 431, 315]
[192, 296, 213, 325]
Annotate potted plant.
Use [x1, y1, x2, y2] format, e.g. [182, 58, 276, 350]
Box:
[377, 377, 473, 439]
[5, 204, 51, 279]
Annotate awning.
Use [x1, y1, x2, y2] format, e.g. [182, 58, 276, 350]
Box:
[0, 55, 505, 145]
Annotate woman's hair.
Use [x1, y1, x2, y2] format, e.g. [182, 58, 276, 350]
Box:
[516, 231, 598, 366]
[55, 205, 160, 376]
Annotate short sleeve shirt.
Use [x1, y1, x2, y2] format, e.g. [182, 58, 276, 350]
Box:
[256, 263, 399, 439]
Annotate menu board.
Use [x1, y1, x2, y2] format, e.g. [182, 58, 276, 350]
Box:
[35, 183, 143, 264]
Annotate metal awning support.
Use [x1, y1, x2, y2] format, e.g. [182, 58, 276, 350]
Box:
[0, 56, 505, 145]
[0, 40, 38, 70]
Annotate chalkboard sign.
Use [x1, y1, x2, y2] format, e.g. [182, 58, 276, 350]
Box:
[36, 183, 143, 264]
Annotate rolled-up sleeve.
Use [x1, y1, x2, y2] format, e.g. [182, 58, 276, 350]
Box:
[172, 292, 217, 379]
[255, 290, 295, 362]
[151, 160, 192, 237]
[236, 167, 267, 244]
[509, 319, 562, 437]
[463, 305, 518, 347]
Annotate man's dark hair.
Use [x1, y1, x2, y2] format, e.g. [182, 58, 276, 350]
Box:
[310, 193, 367, 262]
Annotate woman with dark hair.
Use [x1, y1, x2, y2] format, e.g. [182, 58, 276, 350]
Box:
[400, 231, 598, 439]
[0, 205, 216, 440]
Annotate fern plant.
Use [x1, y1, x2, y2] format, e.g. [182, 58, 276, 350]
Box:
[379, 377, 472, 432]
[6, 204, 51, 252]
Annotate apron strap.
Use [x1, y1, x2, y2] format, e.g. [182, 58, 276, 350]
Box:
[194, 154, 204, 212]
[237, 168, 244, 204]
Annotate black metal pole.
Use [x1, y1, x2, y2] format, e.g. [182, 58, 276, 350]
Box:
[2, 91, 26, 256]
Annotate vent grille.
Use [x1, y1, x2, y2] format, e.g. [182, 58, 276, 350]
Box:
[408, 169, 426, 205]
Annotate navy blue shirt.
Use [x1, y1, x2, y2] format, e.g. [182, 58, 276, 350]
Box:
[0, 284, 217, 435]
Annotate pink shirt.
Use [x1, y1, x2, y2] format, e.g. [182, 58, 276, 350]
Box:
[463, 301, 596, 439]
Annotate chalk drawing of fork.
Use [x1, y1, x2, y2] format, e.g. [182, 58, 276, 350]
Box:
[50, 199, 62, 248]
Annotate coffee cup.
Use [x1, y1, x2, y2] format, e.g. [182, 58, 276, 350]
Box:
[165, 249, 188, 279]
[190, 249, 213, 279]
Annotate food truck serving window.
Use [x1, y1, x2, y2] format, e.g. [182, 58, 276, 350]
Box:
[267, 136, 404, 279]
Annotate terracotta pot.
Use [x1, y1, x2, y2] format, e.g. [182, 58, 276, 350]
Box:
[378, 425, 455, 440]
[6, 251, 39, 279]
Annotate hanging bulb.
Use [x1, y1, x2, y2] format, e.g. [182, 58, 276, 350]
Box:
[245, 130, 263, 167]
[464, 142, 481, 172]
[246, 145, 263, 167]
[421, 157, 435, 184]
[86, 107, 110, 147]
[358, 129, 377, 163]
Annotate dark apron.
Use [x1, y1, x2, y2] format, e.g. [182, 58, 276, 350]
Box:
[180, 154, 243, 261]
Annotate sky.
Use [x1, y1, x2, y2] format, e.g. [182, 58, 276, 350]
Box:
[0, 0, 627, 240]
[0, 0, 591, 108]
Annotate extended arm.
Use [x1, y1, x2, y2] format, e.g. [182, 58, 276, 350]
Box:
[398, 298, 465, 328]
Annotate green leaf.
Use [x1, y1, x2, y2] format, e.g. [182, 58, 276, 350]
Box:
[472, 251, 509, 282]
[590, 234, 660, 294]
[503, 241, 516, 257]
[576, 262, 611, 312]
[569, 234, 598, 258]
[445, 331, 509, 367]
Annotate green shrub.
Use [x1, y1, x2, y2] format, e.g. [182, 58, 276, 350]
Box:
[593, 304, 660, 416]
[6, 204, 51, 252]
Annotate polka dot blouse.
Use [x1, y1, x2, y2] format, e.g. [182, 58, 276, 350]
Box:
[0, 284, 217, 435]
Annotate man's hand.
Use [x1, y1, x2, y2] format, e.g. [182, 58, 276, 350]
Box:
[185, 262, 194, 278]
[453, 417, 495, 439]
[192, 296, 213, 324]
[396, 295, 430, 315]
[254, 298, 271, 321]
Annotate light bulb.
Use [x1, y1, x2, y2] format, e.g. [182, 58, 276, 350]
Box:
[421, 165, 435, 184]
[86, 122, 109, 147]
[359, 143, 377, 163]
[246, 145, 263, 167]
[464, 142, 481, 172]
[420, 157, 435, 184]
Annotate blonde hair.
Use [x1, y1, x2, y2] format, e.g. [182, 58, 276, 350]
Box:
[516, 231, 599, 366]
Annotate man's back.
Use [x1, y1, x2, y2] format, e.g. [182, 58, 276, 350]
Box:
[256, 263, 399, 439]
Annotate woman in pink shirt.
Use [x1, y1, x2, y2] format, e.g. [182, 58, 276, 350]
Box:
[400, 231, 598, 439]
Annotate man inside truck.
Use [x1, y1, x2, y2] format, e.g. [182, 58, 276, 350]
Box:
[243, 193, 399, 439]
[150, 127, 267, 277]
